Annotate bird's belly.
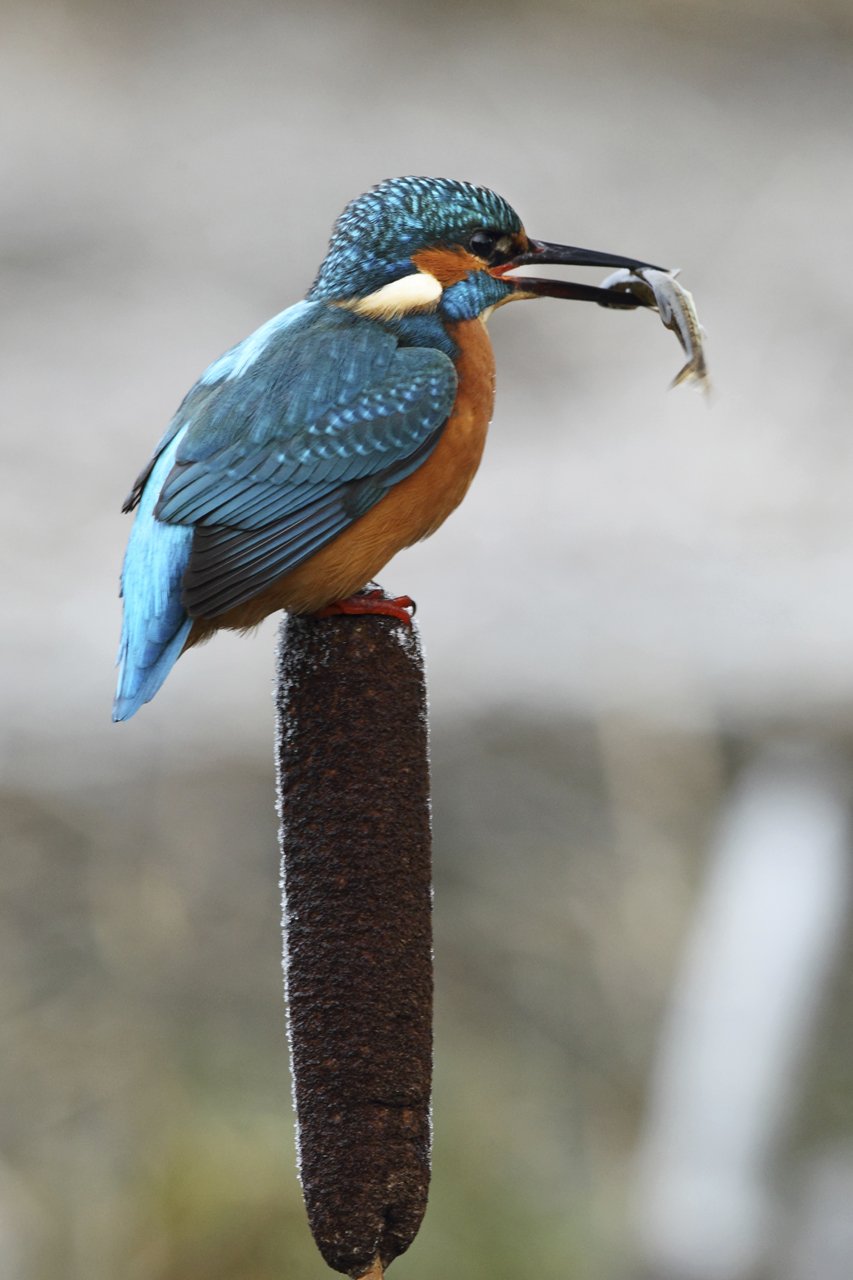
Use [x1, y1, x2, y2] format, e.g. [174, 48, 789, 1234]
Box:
[188, 318, 495, 640]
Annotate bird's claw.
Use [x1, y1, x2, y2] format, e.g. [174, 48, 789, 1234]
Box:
[313, 588, 416, 625]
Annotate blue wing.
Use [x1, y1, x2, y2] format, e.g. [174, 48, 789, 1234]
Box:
[114, 301, 457, 720]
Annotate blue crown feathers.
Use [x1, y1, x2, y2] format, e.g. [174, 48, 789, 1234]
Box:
[309, 176, 522, 301]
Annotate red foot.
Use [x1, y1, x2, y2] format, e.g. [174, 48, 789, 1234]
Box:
[313, 588, 416, 625]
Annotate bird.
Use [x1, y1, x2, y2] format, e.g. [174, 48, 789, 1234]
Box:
[113, 175, 661, 721]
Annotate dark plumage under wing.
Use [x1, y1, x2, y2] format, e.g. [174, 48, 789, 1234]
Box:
[153, 307, 457, 618]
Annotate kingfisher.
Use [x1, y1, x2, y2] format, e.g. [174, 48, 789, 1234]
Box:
[114, 176, 661, 721]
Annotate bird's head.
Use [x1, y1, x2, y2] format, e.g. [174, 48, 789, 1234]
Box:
[308, 176, 663, 323]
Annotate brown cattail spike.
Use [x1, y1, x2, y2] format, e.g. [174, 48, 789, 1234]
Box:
[276, 608, 433, 1277]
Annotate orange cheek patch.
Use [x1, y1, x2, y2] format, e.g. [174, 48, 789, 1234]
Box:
[411, 246, 484, 287]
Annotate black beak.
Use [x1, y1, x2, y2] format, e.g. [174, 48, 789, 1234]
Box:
[500, 238, 668, 309]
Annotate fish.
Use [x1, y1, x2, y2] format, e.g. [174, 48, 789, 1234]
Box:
[600, 266, 709, 393]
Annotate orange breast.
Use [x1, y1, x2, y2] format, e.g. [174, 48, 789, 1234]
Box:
[186, 317, 496, 644]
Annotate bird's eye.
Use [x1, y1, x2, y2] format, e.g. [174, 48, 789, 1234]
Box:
[469, 228, 514, 265]
[469, 229, 499, 258]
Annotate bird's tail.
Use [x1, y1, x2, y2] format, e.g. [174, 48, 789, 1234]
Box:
[113, 610, 193, 721]
[113, 437, 194, 721]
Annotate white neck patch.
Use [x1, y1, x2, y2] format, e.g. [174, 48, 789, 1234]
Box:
[348, 270, 442, 320]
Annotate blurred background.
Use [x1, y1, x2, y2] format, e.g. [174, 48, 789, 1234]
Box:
[4, 0, 853, 1276]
